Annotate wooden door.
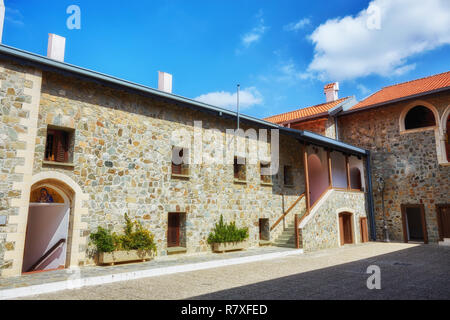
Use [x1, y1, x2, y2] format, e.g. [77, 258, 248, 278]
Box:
[339, 214, 345, 246]
[168, 213, 180, 247]
[360, 217, 369, 243]
[339, 212, 353, 245]
[437, 205, 450, 241]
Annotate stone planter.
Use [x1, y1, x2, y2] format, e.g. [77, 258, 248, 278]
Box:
[98, 250, 154, 265]
[212, 241, 248, 253]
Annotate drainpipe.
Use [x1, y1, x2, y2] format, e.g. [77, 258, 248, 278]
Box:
[365, 151, 377, 241]
[334, 116, 339, 140]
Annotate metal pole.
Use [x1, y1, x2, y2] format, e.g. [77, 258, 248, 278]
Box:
[237, 84, 240, 130]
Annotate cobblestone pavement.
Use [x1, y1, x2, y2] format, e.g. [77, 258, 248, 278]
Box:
[16, 242, 450, 300]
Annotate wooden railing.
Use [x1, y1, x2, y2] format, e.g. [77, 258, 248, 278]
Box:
[27, 238, 66, 272]
[270, 193, 305, 231]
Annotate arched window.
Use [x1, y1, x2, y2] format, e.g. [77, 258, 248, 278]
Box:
[350, 167, 362, 190]
[446, 114, 450, 162]
[404, 106, 436, 130]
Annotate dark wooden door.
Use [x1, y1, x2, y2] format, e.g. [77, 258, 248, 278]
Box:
[339, 212, 353, 245]
[360, 217, 369, 243]
[437, 205, 450, 240]
[339, 214, 345, 246]
[168, 213, 180, 247]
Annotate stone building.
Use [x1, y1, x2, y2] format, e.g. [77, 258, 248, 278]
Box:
[338, 73, 450, 243]
[0, 40, 372, 278]
[266, 73, 450, 246]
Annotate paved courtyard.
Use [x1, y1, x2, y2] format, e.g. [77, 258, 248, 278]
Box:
[16, 242, 450, 300]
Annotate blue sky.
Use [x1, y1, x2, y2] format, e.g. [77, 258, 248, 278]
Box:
[3, 0, 450, 118]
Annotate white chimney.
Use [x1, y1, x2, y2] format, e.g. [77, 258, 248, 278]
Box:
[47, 33, 66, 62]
[158, 71, 172, 93]
[324, 82, 339, 103]
[0, 0, 5, 43]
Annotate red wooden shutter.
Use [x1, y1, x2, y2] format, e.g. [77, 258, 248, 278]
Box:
[54, 131, 68, 162]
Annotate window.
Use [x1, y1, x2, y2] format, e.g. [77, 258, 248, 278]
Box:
[260, 161, 272, 185]
[171, 147, 189, 177]
[283, 165, 293, 186]
[234, 156, 246, 182]
[44, 127, 74, 163]
[404, 106, 436, 130]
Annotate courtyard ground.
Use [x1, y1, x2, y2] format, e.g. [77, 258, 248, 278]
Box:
[17, 242, 450, 300]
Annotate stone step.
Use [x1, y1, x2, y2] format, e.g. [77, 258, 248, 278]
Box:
[273, 243, 297, 248]
[274, 239, 296, 246]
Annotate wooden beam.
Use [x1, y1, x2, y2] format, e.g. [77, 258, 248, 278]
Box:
[295, 214, 300, 249]
[303, 143, 310, 212]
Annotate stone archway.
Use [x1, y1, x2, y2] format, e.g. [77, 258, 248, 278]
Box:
[23, 183, 72, 273]
[27, 172, 89, 270]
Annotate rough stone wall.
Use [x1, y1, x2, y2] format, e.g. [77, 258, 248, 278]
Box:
[338, 91, 450, 242]
[32, 71, 306, 262]
[300, 190, 367, 252]
[291, 116, 336, 139]
[0, 59, 42, 276]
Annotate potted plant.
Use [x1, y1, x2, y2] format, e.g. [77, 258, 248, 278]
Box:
[207, 215, 249, 253]
[90, 214, 157, 265]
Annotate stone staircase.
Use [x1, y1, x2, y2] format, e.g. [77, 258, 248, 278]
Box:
[273, 222, 301, 248]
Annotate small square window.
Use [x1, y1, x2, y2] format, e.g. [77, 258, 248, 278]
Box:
[284, 165, 294, 186]
[260, 161, 272, 184]
[44, 127, 74, 163]
[234, 156, 246, 181]
[172, 147, 189, 177]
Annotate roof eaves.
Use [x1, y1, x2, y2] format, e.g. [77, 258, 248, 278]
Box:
[342, 86, 450, 116]
[0, 44, 368, 156]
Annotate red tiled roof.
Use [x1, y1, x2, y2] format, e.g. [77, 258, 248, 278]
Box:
[350, 71, 450, 111]
[264, 97, 349, 124]
[324, 83, 336, 90]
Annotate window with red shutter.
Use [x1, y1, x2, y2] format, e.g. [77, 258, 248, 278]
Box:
[44, 128, 72, 163]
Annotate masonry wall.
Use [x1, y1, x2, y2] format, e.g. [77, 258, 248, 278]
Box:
[0, 59, 42, 277]
[291, 116, 336, 139]
[300, 190, 367, 252]
[28, 70, 307, 265]
[338, 91, 450, 242]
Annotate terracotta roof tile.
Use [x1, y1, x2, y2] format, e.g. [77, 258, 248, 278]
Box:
[264, 97, 349, 124]
[350, 71, 450, 111]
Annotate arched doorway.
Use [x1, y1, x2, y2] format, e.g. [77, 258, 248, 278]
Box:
[338, 212, 353, 246]
[308, 153, 329, 206]
[446, 114, 450, 162]
[22, 182, 73, 273]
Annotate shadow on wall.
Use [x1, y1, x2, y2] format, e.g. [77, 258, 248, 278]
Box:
[188, 244, 450, 300]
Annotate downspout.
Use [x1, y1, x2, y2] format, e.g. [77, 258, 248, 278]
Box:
[365, 151, 377, 241]
[334, 116, 339, 140]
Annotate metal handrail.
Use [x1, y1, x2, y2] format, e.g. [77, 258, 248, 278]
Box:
[27, 238, 66, 272]
[270, 193, 305, 231]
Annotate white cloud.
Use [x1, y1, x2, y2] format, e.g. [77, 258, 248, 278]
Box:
[194, 87, 263, 111]
[307, 0, 450, 80]
[5, 7, 25, 26]
[239, 11, 268, 49]
[284, 18, 311, 32]
[276, 60, 312, 84]
[356, 84, 371, 96]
